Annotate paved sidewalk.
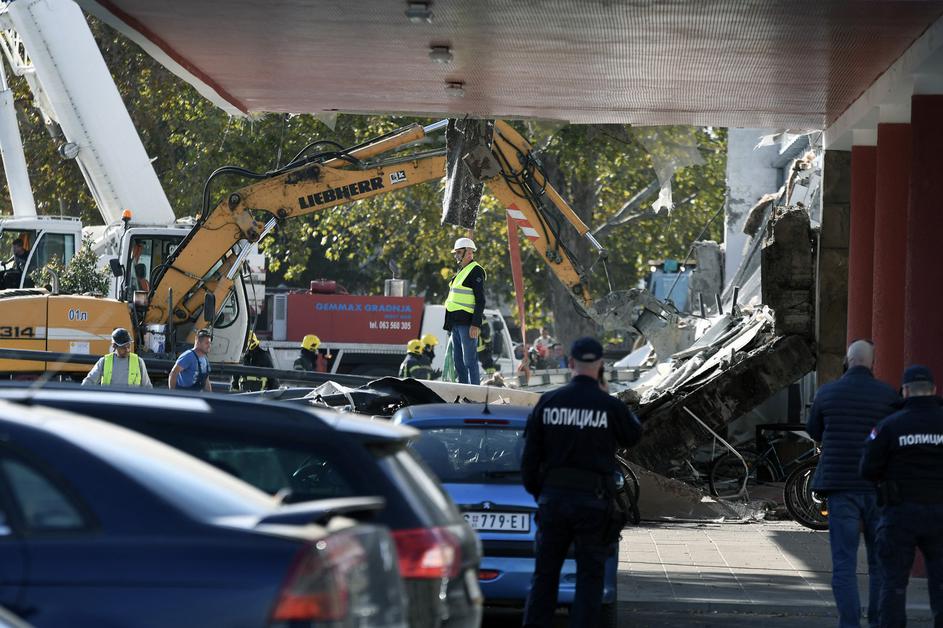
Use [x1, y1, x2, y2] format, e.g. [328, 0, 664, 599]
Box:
[617, 521, 931, 620]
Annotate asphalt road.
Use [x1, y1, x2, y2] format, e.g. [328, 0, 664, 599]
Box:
[483, 606, 934, 627]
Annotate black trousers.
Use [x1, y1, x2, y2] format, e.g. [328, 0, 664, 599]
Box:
[876, 502, 943, 628]
[523, 488, 611, 628]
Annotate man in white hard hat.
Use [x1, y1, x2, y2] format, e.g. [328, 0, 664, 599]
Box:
[444, 237, 486, 385]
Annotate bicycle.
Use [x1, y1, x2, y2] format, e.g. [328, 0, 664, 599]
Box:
[616, 453, 641, 525]
[783, 456, 829, 530]
[708, 430, 819, 498]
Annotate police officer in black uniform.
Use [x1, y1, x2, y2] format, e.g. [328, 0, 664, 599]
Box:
[861, 364, 943, 628]
[521, 336, 642, 628]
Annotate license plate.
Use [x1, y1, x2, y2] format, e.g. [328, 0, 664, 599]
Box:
[463, 511, 530, 532]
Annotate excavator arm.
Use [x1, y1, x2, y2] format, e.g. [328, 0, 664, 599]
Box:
[144, 123, 446, 325]
[145, 119, 683, 354]
[469, 121, 684, 347]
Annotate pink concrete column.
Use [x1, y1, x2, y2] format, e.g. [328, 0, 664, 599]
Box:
[904, 95, 943, 383]
[871, 123, 911, 387]
[847, 145, 877, 343]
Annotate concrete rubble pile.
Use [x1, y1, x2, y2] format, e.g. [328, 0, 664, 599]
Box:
[619, 206, 817, 475]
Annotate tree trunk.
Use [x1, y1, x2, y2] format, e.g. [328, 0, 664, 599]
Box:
[541, 152, 598, 347]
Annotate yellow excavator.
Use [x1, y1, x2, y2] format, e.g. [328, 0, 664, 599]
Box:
[0, 119, 681, 375]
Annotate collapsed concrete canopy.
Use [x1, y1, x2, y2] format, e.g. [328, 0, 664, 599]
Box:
[622, 207, 817, 473]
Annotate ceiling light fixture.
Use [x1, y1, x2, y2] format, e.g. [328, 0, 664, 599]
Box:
[58, 142, 79, 159]
[444, 81, 465, 98]
[405, 2, 433, 23]
[429, 46, 453, 64]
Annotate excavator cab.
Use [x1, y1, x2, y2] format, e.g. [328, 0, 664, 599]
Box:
[121, 234, 182, 300]
[118, 230, 248, 363]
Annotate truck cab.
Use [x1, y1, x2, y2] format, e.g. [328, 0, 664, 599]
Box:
[418, 305, 518, 378]
[0, 215, 82, 290]
[261, 287, 518, 380]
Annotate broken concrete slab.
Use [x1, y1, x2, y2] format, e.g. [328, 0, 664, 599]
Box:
[617, 207, 817, 474]
[688, 241, 723, 313]
[629, 461, 767, 522]
[623, 334, 815, 474]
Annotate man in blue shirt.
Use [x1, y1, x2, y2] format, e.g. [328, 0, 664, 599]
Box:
[168, 329, 212, 392]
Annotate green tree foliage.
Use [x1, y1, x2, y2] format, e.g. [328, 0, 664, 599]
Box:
[30, 236, 110, 295]
[0, 14, 726, 346]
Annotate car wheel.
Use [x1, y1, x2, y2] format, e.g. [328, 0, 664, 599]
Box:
[403, 578, 444, 628]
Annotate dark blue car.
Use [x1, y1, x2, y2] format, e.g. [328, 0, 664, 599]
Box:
[0, 386, 482, 628]
[392, 404, 618, 622]
[0, 399, 407, 628]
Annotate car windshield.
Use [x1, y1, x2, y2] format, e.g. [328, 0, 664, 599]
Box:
[410, 426, 525, 484]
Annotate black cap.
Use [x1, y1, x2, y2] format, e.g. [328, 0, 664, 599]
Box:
[902, 365, 934, 386]
[111, 327, 132, 346]
[570, 336, 603, 362]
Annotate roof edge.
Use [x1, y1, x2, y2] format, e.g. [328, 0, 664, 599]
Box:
[77, 0, 248, 117]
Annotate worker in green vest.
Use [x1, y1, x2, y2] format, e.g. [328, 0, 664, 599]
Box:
[444, 237, 486, 385]
[82, 327, 152, 388]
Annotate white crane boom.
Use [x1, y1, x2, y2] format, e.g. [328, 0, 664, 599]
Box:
[0, 0, 175, 225]
[0, 56, 35, 217]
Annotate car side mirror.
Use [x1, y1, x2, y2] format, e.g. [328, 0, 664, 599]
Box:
[203, 293, 217, 324]
[108, 258, 123, 277]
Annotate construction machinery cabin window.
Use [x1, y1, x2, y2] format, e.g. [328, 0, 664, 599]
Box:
[214, 289, 239, 329]
[22, 232, 76, 288]
[126, 236, 182, 298]
[0, 229, 36, 289]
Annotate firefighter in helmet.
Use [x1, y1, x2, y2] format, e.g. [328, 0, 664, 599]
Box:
[294, 334, 324, 372]
[234, 332, 279, 391]
[421, 333, 439, 363]
[477, 320, 496, 375]
[420, 333, 442, 380]
[399, 339, 432, 379]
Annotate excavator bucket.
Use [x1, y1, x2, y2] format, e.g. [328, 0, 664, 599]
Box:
[441, 119, 493, 229]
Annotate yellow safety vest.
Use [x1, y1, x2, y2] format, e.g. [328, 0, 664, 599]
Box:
[102, 352, 142, 386]
[445, 262, 485, 314]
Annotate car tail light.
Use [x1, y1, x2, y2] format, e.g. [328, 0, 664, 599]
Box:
[270, 531, 366, 622]
[392, 527, 462, 579]
[478, 569, 500, 581]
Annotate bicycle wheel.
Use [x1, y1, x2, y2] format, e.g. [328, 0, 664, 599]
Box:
[616, 454, 641, 525]
[784, 459, 828, 531]
[708, 449, 771, 498]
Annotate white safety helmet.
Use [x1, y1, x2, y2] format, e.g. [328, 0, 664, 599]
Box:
[453, 237, 477, 251]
